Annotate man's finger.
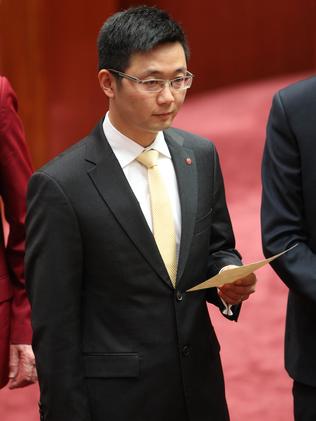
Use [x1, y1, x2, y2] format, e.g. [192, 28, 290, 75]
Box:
[8, 345, 19, 379]
[234, 273, 257, 286]
[8, 344, 37, 389]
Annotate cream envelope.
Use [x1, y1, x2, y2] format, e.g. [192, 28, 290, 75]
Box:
[187, 244, 297, 292]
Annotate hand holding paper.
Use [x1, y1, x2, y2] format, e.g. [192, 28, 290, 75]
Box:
[218, 266, 256, 305]
[187, 244, 297, 293]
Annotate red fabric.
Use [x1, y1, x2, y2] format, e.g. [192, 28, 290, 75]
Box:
[0, 301, 10, 389]
[0, 76, 33, 388]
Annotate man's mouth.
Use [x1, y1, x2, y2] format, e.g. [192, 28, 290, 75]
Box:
[153, 111, 174, 117]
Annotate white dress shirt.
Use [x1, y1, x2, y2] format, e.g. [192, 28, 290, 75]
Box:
[102, 113, 181, 262]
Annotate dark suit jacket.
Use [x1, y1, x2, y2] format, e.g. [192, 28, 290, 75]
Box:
[26, 122, 242, 421]
[0, 76, 33, 388]
[261, 75, 316, 387]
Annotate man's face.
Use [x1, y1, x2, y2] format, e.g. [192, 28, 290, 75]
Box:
[107, 42, 188, 146]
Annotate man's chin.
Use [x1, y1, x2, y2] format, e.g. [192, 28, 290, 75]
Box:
[152, 116, 175, 131]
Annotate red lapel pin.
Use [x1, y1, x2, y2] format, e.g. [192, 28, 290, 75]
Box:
[185, 157, 192, 165]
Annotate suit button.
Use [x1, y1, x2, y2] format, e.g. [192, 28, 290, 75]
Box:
[182, 345, 190, 357]
[176, 290, 183, 301]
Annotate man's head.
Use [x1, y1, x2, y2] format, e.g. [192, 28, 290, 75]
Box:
[97, 6, 189, 73]
[97, 6, 192, 146]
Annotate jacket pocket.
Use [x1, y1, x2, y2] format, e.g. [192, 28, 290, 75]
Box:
[193, 208, 213, 235]
[83, 353, 140, 379]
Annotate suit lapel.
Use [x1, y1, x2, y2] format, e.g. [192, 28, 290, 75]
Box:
[85, 123, 172, 288]
[164, 129, 198, 287]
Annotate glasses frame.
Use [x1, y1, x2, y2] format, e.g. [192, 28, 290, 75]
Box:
[108, 68, 194, 93]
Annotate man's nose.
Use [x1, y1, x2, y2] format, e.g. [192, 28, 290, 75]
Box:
[157, 82, 175, 103]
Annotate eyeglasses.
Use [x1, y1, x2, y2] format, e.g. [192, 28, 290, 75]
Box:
[108, 69, 194, 93]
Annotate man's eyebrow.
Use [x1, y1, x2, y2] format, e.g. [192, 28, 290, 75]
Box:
[138, 67, 188, 78]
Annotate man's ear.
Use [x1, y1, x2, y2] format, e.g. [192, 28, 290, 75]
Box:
[98, 69, 115, 98]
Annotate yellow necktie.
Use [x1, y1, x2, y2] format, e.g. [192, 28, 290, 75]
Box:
[137, 150, 177, 287]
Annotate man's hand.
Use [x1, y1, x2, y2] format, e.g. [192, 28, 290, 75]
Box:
[218, 265, 257, 305]
[8, 344, 37, 389]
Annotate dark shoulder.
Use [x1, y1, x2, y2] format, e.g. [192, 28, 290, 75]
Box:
[165, 127, 216, 153]
[35, 134, 91, 183]
[278, 75, 316, 108]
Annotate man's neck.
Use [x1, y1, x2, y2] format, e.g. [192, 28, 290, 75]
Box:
[107, 112, 157, 147]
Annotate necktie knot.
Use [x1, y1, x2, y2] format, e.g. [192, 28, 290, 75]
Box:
[137, 150, 159, 169]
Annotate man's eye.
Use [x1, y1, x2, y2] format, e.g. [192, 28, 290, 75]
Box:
[143, 80, 160, 87]
[172, 77, 185, 87]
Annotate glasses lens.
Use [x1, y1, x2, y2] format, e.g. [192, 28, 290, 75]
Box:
[171, 75, 192, 90]
[139, 73, 193, 92]
[141, 79, 164, 92]
[184, 75, 193, 88]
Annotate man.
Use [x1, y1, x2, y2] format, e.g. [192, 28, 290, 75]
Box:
[26, 6, 256, 421]
[0, 75, 36, 389]
[261, 75, 316, 420]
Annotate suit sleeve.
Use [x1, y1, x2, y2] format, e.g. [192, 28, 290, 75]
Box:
[206, 147, 242, 320]
[0, 76, 33, 343]
[26, 172, 91, 421]
[261, 92, 316, 303]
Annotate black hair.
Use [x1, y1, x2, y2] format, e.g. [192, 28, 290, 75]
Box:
[97, 5, 189, 72]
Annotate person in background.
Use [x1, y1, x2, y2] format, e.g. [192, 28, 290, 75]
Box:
[261, 75, 316, 421]
[0, 75, 36, 389]
[26, 6, 256, 421]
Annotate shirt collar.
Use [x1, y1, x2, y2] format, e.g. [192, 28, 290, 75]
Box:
[102, 112, 171, 168]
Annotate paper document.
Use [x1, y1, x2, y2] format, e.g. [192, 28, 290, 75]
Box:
[187, 244, 297, 292]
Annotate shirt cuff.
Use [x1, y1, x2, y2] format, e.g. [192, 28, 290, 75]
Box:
[219, 295, 233, 316]
[218, 265, 235, 316]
